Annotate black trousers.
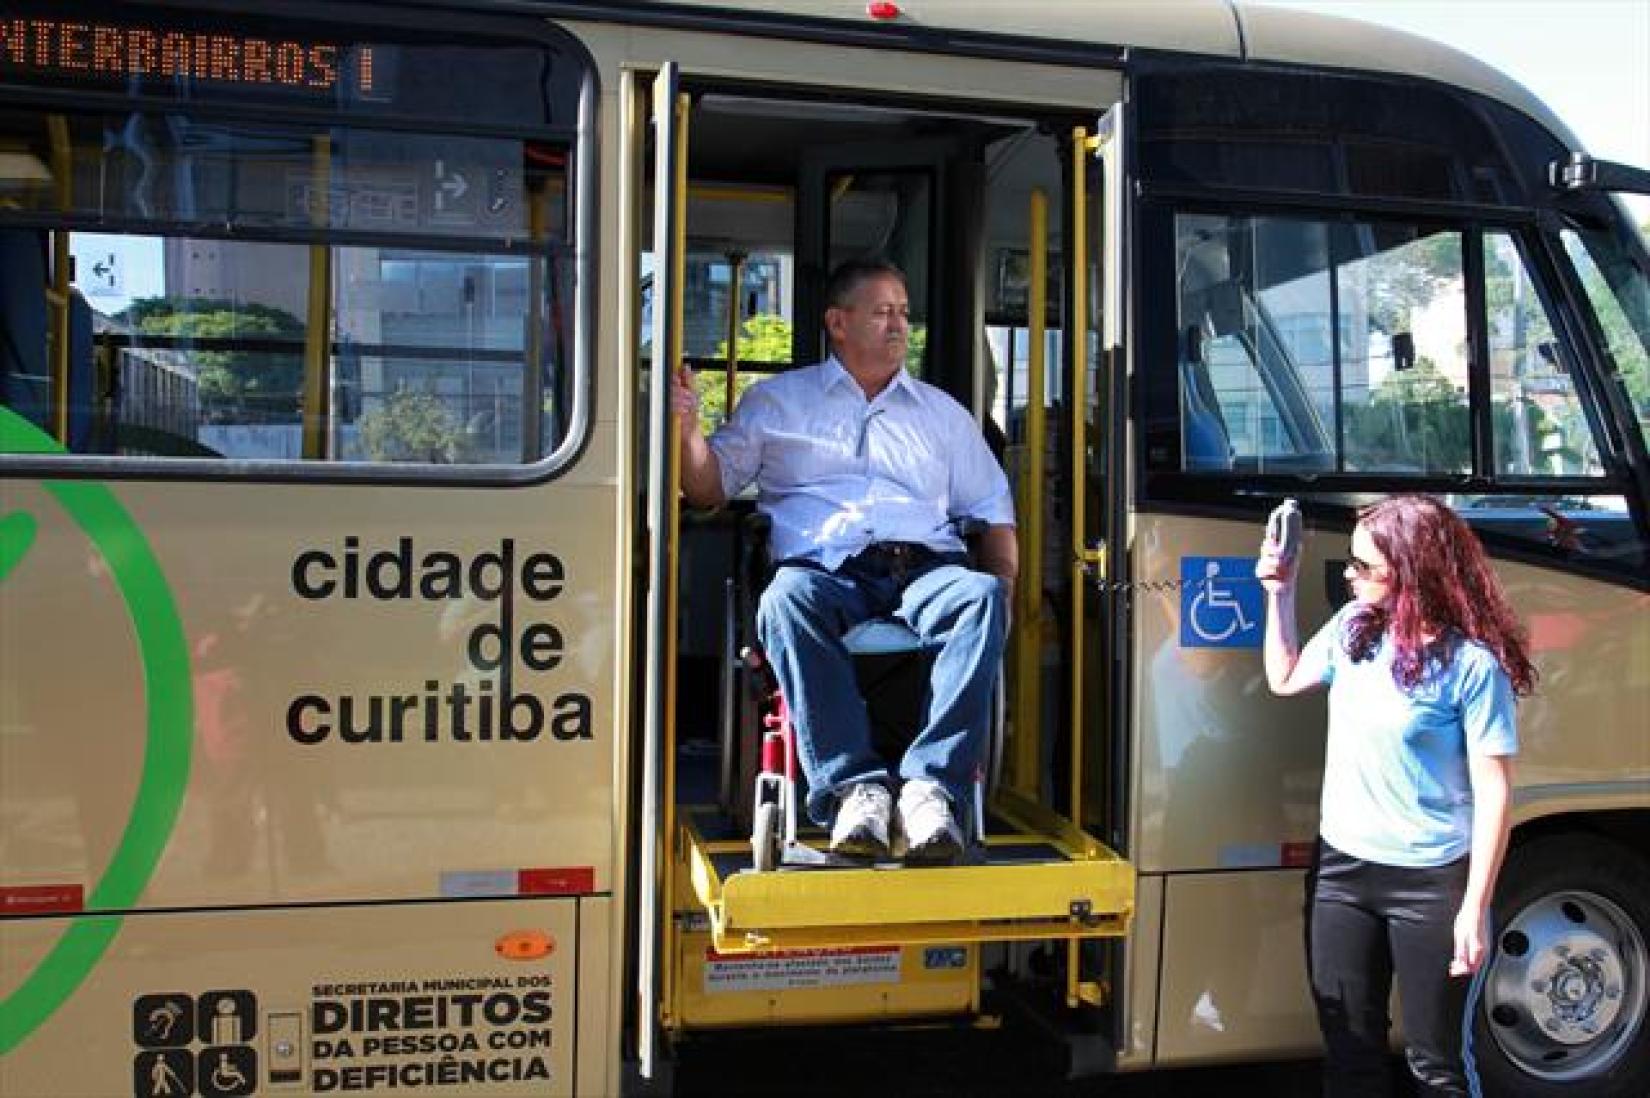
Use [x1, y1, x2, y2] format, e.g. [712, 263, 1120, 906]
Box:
[1306, 840, 1477, 1097]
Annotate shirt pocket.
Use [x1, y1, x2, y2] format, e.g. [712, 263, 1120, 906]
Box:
[766, 424, 858, 487]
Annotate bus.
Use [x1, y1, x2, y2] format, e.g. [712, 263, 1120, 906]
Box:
[2, 2, 1647, 1095]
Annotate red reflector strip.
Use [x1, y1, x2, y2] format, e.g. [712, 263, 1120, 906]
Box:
[1281, 842, 1316, 868]
[706, 944, 898, 961]
[518, 867, 595, 896]
[0, 884, 85, 915]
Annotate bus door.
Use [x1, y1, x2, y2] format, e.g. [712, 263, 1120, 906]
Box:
[635, 62, 686, 1082]
[1040, 105, 1131, 1019]
[636, 76, 1136, 1044]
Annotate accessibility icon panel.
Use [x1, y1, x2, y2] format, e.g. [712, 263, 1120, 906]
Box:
[131, 989, 258, 1097]
[1180, 556, 1264, 649]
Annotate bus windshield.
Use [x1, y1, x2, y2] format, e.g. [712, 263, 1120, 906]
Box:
[1561, 224, 1650, 450]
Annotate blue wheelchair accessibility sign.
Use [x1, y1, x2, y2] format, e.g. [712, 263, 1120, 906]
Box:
[1180, 556, 1265, 648]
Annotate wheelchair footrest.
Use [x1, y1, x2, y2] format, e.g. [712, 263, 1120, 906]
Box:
[678, 791, 1135, 955]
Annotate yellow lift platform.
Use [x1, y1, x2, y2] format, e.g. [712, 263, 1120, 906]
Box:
[677, 789, 1134, 955]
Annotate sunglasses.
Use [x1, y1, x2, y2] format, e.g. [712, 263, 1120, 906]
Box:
[1346, 553, 1387, 579]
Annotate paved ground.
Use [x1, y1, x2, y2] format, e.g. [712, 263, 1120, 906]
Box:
[672, 1023, 1334, 1097]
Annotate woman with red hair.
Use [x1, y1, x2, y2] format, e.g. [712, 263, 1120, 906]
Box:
[1258, 494, 1536, 1098]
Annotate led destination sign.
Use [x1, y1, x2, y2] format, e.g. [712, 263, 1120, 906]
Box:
[0, 17, 376, 96]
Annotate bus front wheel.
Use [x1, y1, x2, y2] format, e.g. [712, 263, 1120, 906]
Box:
[1472, 834, 1650, 1098]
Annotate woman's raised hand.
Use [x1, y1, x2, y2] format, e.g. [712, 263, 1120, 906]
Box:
[1256, 536, 1296, 596]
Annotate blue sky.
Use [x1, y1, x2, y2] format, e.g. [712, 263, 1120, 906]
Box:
[1261, 1, 1650, 220]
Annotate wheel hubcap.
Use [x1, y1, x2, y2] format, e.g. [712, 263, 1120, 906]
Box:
[1484, 889, 1647, 1081]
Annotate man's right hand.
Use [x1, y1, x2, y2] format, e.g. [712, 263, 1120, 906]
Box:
[672, 366, 702, 435]
[673, 366, 727, 508]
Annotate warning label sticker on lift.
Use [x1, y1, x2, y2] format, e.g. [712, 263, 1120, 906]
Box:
[703, 946, 901, 994]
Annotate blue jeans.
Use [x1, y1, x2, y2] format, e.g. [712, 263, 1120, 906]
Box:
[756, 551, 1008, 825]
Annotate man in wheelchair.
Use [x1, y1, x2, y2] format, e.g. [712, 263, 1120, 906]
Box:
[673, 259, 1017, 865]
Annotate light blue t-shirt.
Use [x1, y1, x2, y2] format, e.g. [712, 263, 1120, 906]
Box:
[1299, 603, 1518, 868]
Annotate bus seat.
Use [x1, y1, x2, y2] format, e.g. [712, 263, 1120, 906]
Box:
[67, 288, 95, 452]
[0, 229, 50, 431]
[842, 618, 927, 657]
[0, 232, 97, 450]
[1179, 326, 1233, 471]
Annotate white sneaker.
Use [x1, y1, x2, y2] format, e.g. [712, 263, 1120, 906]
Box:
[829, 782, 892, 859]
[898, 780, 964, 865]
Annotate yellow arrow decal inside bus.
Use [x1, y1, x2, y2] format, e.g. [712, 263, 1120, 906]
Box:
[0, 407, 194, 1054]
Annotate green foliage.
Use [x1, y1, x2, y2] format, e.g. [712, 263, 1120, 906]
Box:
[906, 324, 928, 376]
[715, 313, 793, 366]
[120, 298, 305, 422]
[357, 389, 470, 464]
[1342, 358, 1470, 471]
[695, 313, 796, 429]
[1578, 264, 1650, 418]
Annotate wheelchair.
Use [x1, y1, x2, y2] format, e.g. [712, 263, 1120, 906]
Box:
[734, 518, 1007, 873]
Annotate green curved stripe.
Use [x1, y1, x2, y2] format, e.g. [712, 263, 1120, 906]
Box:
[0, 509, 38, 584]
[0, 408, 194, 1054]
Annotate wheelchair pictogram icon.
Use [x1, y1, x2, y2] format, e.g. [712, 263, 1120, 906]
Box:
[1180, 557, 1264, 649]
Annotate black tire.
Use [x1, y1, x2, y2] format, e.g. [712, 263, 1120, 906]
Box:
[1471, 833, 1650, 1098]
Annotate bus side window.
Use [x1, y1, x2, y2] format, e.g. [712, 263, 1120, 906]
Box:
[1172, 214, 1335, 474]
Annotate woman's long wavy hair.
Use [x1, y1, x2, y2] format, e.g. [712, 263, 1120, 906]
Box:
[1347, 494, 1537, 696]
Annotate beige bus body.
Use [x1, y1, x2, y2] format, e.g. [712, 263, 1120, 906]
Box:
[3, 3, 1647, 1095]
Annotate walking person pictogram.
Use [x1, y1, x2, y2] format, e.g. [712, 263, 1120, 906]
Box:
[150, 1054, 182, 1096]
[137, 1050, 191, 1098]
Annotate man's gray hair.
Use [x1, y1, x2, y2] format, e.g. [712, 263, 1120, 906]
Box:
[823, 258, 906, 312]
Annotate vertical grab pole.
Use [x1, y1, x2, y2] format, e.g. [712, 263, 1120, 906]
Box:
[301, 134, 333, 460]
[1065, 127, 1092, 1010]
[521, 178, 548, 462]
[47, 115, 71, 445]
[1012, 190, 1049, 797]
[722, 250, 747, 418]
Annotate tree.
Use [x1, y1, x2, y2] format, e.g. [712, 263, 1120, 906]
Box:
[715, 313, 792, 365]
[120, 298, 305, 422]
[357, 389, 471, 463]
[1342, 357, 1471, 471]
[693, 313, 796, 429]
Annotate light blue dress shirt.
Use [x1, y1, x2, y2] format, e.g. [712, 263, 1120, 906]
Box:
[1300, 603, 1519, 868]
[709, 357, 1015, 570]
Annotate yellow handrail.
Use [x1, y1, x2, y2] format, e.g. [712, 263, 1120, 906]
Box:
[1012, 189, 1048, 797]
[47, 115, 71, 445]
[301, 135, 333, 460]
[722, 251, 746, 417]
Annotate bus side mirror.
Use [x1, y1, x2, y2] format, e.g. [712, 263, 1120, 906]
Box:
[1391, 331, 1415, 371]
